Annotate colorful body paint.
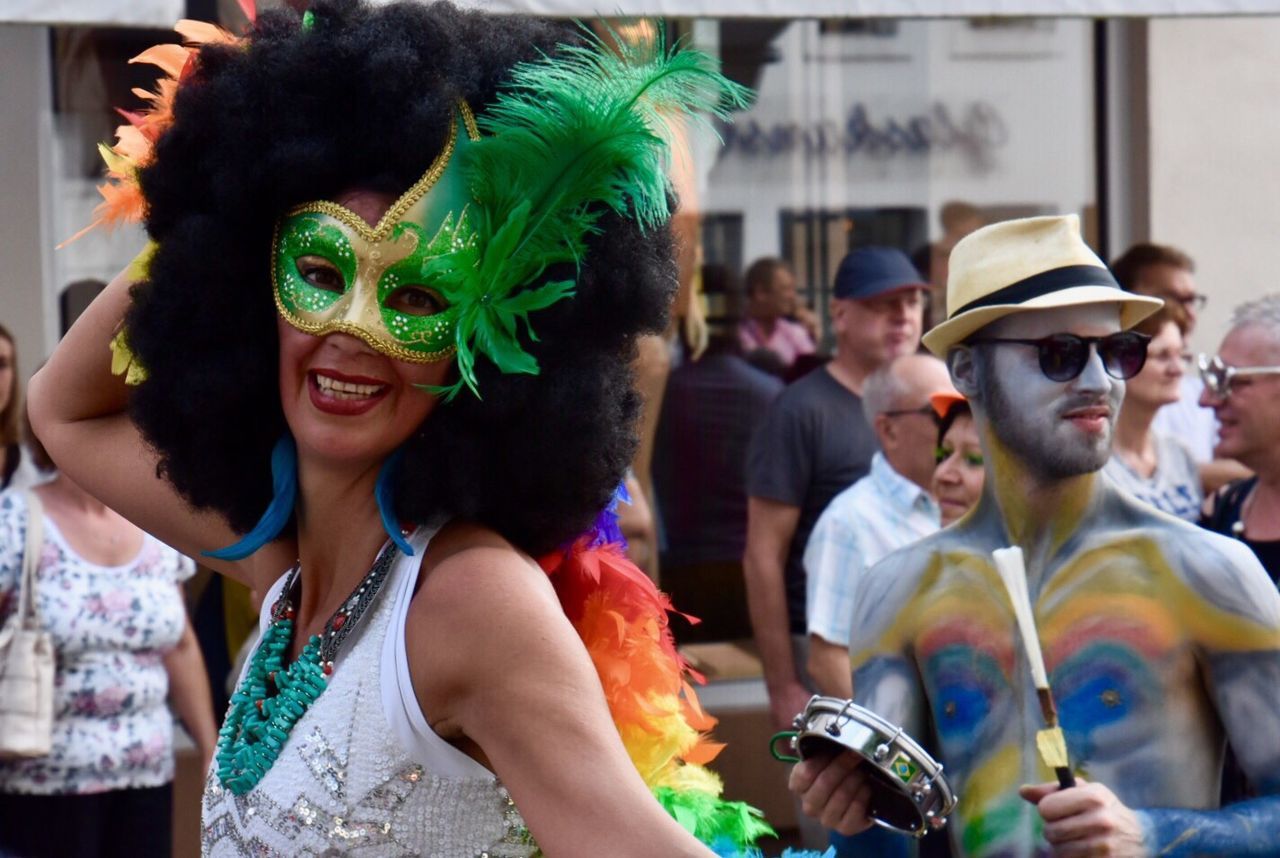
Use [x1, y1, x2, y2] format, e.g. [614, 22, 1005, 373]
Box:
[838, 305, 1280, 856]
[843, 483, 1280, 857]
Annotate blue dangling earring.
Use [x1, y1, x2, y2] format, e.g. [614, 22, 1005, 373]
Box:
[206, 436, 414, 560]
[205, 435, 298, 561]
[376, 449, 414, 557]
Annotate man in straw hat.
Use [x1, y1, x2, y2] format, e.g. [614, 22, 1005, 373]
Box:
[789, 215, 1280, 857]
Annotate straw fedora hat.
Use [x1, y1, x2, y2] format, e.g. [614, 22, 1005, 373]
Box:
[921, 214, 1163, 356]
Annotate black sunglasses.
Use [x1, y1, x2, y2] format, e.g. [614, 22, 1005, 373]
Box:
[966, 331, 1150, 382]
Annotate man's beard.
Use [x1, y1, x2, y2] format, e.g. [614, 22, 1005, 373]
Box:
[983, 370, 1114, 480]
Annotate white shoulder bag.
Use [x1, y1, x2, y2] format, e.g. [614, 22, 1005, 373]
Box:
[0, 491, 55, 758]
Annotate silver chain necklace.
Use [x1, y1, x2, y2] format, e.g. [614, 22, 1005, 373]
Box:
[272, 541, 400, 674]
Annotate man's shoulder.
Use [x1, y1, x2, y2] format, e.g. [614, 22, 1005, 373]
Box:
[1095, 493, 1278, 620]
[674, 354, 782, 395]
[844, 532, 963, 637]
[755, 370, 825, 430]
[862, 516, 1006, 582]
[734, 359, 786, 397]
[781, 364, 836, 395]
[807, 474, 882, 543]
[862, 527, 950, 580]
[1156, 517, 1270, 584]
[1103, 487, 1229, 549]
[771, 366, 857, 412]
[822, 471, 880, 512]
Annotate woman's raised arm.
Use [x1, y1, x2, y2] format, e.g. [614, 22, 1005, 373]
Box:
[28, 263, 289, 587]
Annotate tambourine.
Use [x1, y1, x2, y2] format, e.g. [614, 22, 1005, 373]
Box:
[771, 696, 957, 837]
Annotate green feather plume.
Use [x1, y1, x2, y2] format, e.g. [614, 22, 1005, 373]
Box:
[654, 786, 776, 850]
[419, 25, 752, 400]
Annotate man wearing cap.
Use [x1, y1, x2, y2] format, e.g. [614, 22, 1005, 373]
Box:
[805, 353, 953, 702]
[789, 216, 1280, 856]
[744, 247, 926, 733]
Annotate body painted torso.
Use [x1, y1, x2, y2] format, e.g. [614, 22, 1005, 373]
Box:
[849, 488, 1280, 858]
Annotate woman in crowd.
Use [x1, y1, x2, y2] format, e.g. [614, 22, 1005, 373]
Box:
[0, 325, 49, 491]
[930, 392, 985, 527]
[28, 3, 788, 856]
[0, 416, 218, 858]
[1103, 305, 1203, 520]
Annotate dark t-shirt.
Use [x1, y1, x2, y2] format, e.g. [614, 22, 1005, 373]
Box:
[654, 354, 784, 568]
[746, 366, 877, 634]
[1201, 476, 1280, 587]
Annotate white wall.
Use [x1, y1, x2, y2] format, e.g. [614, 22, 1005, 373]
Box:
[0, 0, 180, 26]
[0, 25, 56, 375]
[704, 18, 1096, 263]
[1146, 17, 1280, 353]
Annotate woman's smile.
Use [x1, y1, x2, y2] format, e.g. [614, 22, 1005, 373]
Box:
[307, 368, 392, 416]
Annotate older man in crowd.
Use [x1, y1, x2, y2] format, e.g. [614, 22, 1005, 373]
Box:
[805, 353, 953, 700]
[1199, 293, 1280, 585]
[744, 247, 926, 732]
[791, 215, 1280, 857]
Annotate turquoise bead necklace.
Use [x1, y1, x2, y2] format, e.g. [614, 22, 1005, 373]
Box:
[216, 542, 400, 794]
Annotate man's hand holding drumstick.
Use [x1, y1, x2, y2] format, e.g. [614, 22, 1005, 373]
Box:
[995, 548, 1147, 858]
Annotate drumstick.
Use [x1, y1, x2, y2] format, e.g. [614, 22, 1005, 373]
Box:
[992, 547, 1076, 790]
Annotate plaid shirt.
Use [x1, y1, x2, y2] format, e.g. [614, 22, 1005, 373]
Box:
[804, 453, 940, 646]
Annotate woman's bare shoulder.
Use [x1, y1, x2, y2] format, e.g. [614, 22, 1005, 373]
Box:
[407, 521, 577, 679]
[413, 520, 559, 613]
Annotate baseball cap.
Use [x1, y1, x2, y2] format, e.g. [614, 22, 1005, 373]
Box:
[833, 247, 927, 301]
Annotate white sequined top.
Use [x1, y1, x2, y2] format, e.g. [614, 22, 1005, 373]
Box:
[201, 527, 538, 857]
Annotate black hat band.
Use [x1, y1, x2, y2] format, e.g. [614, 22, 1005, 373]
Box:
[951, 264, 1121, 319]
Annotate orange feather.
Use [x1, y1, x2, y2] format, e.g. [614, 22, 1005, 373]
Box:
[130, 43, 190, 79]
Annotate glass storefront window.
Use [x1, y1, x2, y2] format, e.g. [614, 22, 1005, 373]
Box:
[696, 17, 1098, 344]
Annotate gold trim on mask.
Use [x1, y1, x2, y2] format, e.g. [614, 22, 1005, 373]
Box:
[460, 100, 481, 142]
[272, 303, 458, 363]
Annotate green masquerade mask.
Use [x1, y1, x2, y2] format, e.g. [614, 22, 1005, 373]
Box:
[269, 31, 751, 402]
[272, 103, 480, 364]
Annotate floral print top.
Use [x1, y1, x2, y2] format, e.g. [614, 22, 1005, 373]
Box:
[0, 489, 194, 794]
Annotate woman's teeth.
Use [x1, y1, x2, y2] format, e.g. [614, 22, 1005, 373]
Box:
[315, 374, 385, 400]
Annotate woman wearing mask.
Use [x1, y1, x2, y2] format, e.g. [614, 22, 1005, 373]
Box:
[27, 3, 805, 856]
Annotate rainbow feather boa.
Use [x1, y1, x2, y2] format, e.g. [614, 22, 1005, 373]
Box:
[538, 500, 832, 858]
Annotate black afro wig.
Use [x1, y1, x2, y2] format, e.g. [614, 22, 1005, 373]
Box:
[124, 0, 675, 555]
